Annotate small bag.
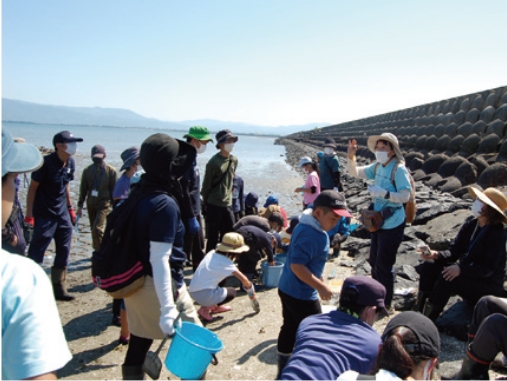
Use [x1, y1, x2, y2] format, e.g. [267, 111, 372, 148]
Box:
[359, 208, 384, 232]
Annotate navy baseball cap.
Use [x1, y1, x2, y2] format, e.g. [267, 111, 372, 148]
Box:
[340, 276, 388, 315]
[53, 130, 83, 145]
[313, 190, 352, 218]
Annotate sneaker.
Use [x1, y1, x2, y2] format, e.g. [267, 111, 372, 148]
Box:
[198, 306, 213, 322]
[210, 305, 232, 314]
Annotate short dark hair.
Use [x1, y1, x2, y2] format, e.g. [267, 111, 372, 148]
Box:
[377, 139, 394, 150]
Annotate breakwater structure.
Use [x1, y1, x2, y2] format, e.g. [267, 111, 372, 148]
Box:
[284, 85, 507, 195]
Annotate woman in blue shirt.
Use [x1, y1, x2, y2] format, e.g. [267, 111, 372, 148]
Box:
[347, 133, 411, 310]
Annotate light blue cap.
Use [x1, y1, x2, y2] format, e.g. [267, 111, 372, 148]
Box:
[2, 129, 43, 177]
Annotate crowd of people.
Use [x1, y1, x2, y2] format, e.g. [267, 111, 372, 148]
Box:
[3, 126, 507, 380]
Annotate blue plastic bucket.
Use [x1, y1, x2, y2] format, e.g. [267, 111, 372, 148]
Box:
[275, 253, 287, 264]
[261, 261, 284, 288]
[165, 322, 223, 380]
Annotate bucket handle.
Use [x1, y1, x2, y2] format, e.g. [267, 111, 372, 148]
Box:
[211, 354, 219, 366]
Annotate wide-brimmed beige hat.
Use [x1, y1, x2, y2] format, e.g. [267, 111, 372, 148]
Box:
[367, 133, 404, 162]
[216, 232, 250, 253]
[468, 186, 507, 223]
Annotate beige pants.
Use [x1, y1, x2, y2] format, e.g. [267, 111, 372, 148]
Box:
[125, 276, 201, 339]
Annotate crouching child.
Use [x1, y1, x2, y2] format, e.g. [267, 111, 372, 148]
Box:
[189, 232, 260, 322]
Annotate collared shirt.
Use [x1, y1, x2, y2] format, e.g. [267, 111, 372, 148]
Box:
[31, 152, 75, 219]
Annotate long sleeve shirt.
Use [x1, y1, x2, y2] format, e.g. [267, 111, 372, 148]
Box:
[78, 162, 117, 208]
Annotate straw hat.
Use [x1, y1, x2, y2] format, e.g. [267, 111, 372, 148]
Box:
[216, 232, 250, 253]
[468, 186, 507, 223]
[367, 133, 404, 162]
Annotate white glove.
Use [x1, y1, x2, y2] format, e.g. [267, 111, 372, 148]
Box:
[333, 187, 339, 192]
[368, 185, 387, 199]
[159, 304, 179, 337]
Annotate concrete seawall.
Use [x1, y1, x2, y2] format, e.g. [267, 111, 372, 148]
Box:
[284, 85, 507, 195]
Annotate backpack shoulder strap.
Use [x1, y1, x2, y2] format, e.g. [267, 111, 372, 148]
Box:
[374, 162, 380, 176]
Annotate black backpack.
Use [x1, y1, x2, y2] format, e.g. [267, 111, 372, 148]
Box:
[91, 188, 164, 298]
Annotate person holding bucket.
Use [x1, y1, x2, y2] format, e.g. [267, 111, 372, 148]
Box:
[189, 232, 259, 322]
[121, 134, 201, 380]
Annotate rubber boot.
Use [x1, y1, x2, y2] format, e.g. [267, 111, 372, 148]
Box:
[412, 291, 430, 313]
[446, 351, 490, 380]
[422, 300, 443, 322]
[122, 364, 146, 380]
[275, 352, 292, 380]
[51, 266, 75, 301]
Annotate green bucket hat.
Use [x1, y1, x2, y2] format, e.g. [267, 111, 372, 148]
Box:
[183, 126, 213, 142]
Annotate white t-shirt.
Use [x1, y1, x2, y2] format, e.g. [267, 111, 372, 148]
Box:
[189, 251, 238, 292]
[2, 250, 72, 380]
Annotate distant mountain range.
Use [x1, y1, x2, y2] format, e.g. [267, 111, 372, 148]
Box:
[2, 98, 328, 136]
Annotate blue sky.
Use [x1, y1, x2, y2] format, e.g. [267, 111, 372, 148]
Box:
[2, 1, 507, 126]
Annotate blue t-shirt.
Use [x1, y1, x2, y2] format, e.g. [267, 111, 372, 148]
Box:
[135, 193, 186, 288]
[281, 310, 381, 380]
[278, 212, 329, 300]
[363, 160, 411, 229]
[2, 250, 72, 379]
[31, 152, 75, 218]
[112, 173, 131, 200]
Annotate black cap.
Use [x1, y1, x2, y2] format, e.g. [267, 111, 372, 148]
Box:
[245, 192, 259, 208]
[140, 133, 196, 179]
[340, 276, 388, 315]
[215, 129, 238, 148]
[91, 145, 106, 158]
[313, 190, 352, 218]
[53, 131, 83, 145]
[382, 311, 440, 358]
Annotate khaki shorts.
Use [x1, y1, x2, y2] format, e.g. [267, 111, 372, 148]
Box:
[125, 276, 201, 339]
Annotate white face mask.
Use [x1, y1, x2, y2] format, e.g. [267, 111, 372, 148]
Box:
[196, 143, 207, 154]
[472, 199, 484, 217]
[65, 142, 77, 155]
[324, 147, 334, 155]
[224, 143, 234, 153]
[375, 151, 390, 164]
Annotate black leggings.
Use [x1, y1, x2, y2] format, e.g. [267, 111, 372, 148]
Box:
[124, 334, 153, 366]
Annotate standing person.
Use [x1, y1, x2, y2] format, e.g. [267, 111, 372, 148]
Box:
[281, 276, 386, 380]
[294, 157, 320, 210]
[414, 187, 507, 321]
[2, 174, 28, 256]
[346, 133, 411, 310]
[25, 130, 83, 301]
[201, 129, 239, 253]
[339, 312, 440, 381]
[2, 128, 73, 380]
[276, 190, 352, 378]
[181, 126, 213, 271]
[76, 145, 117, 252]
[318, 137, 344, 192]
[232, 174, 245, 222]
[112, 147, 140, 205]
[189, 232, 259, 322]
[121, 133, 201, 380]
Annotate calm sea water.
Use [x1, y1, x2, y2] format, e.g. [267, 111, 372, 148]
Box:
[4, 122, 303, 214]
